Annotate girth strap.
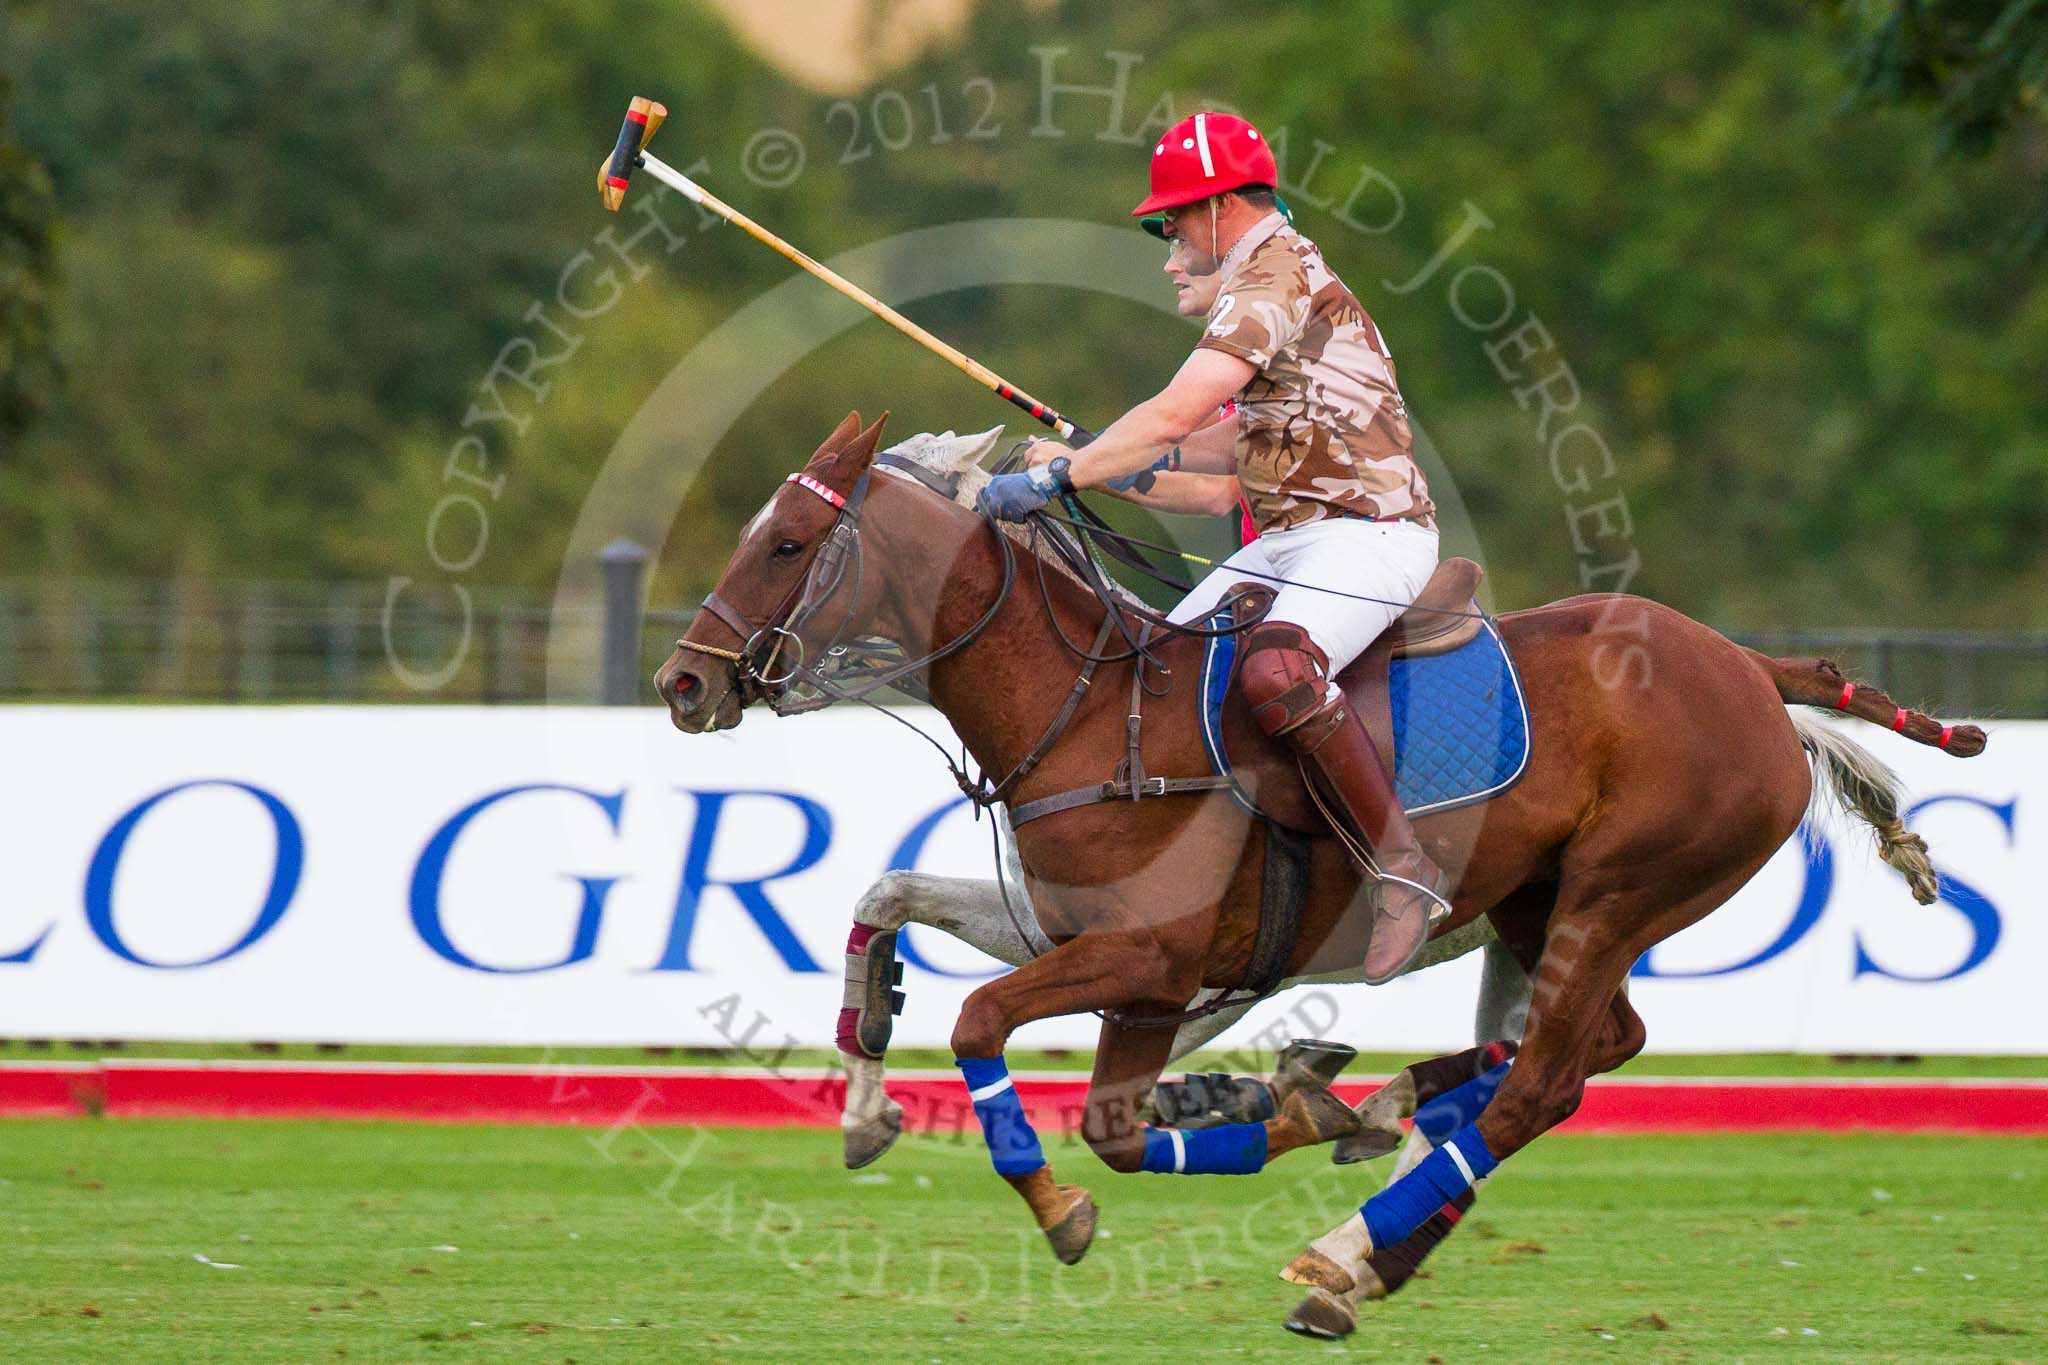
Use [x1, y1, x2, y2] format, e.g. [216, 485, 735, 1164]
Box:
[1092, 815, 1307, 1029]
[1243, 820, 1310, 997]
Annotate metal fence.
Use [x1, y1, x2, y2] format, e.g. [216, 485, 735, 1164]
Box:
[0, 579, 570, 704]
[3, 569, 2044, 716]
[1723, 627, 2048, 721]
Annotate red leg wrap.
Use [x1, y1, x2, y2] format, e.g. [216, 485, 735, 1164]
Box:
[835, 1009, 864, 1057]
[837, 923, 883, 1058]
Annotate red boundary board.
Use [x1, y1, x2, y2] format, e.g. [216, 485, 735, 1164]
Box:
[1, 1062, 2044, 1133]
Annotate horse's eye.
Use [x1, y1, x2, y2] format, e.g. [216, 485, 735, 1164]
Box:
[773, 539, 803, 559]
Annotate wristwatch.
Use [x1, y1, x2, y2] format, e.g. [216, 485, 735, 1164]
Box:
[1030, 455, 1076, 497]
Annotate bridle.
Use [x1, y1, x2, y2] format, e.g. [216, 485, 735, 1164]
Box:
[672, 457, 1017, 724]
[669, 453, 1278, 1031]
[686, 469, 869, 708]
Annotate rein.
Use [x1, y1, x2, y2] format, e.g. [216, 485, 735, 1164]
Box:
[675, 456, 1300, 1031]
[673, 456, 1023, 806]
[1033, 507, 1490, 622]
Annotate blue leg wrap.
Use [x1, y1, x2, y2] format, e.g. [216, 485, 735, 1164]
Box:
[1139, 1122, 1269, 1175]
[1360, 1122, 1499, 1249]
[957, 1055, 1045, 1176]
[1414, 1060, 1510, 1145]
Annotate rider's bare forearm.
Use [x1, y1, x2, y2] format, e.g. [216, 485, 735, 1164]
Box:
[1100, 470, 1241, 517]
[1065, 395, 1194, 488]
[1064, 347, 1254, 490]
[1174, 418, 1238, 474]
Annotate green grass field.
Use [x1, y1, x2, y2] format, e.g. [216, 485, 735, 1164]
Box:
[1, 1119, 2041, 1362]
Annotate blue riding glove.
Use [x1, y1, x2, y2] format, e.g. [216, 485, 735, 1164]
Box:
[977, 457, 1073, 521]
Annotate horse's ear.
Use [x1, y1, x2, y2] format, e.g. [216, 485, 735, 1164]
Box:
[845, 411, 889, 470]
[821, 410, 888, 484]
[805, 410, 887, 487]
[807, 410, 865, 472]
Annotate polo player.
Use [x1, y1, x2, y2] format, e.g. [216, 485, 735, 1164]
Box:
[978, 111, 1448, 984]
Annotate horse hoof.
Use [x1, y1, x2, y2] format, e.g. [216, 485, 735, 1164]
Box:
[1329, 1120, 1403, 1165]
[1357, 1068, 1418, 1127]
[1282, 1083, 1362, 1147]
[1354, 1261, 1391, 1302]
[841, 1105, 903, 1169]
[1283, 1287, 1358, 1339]
[1270, 1038, 1357, 1104]
[1279, 1247, 1356, 1295]
[1329, 1070, 1413, 1163]
[1042, 1185, 1097, 1265]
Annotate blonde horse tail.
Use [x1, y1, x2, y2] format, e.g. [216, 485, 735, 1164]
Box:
[1784, 707, 1939, 905]
[1748, 648, 1990, 906]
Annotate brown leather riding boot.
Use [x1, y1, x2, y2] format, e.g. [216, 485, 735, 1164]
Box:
[1284, 692, 1451, 985]
[1239, 623, 1450, 986]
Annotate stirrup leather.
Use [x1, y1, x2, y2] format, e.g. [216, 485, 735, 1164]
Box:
[1300, 774, 1452, 926]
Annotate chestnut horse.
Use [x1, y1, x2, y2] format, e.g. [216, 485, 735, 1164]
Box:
[654, 413, 1984, 1309]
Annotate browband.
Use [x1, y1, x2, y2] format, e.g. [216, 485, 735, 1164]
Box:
[786, 471, 847, 509]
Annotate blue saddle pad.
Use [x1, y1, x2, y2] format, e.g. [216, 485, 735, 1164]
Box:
[1200, 606, 1532, 818]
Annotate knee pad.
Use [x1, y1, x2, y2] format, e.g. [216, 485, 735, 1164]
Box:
[1238, 623, 1333, 738]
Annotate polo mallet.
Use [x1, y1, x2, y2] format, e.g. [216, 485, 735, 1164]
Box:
[600, 97, 1097, 447]
[598, 97, 1201, 606]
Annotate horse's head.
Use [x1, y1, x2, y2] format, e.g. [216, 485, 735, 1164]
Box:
[656, 410, 891, 732]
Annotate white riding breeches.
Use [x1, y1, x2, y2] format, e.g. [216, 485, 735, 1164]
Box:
[1168, 516, 1440, 681]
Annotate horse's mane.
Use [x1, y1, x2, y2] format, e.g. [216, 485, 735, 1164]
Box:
[873, 426, 1002, 508]
[873, 428, 1149, 609]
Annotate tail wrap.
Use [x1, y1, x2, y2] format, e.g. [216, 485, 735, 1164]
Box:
[1755, 653, 1985, 756]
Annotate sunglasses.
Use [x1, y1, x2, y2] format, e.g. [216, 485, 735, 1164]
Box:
[1140, 195, 1292, 242]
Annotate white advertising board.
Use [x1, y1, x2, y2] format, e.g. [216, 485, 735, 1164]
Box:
[0, 706, 2038, 1054]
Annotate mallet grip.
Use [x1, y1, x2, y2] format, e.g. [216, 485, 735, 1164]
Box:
[598, 98, 667, 212]
[988, 384, 1095, 446]
[604, 110, 645, 196]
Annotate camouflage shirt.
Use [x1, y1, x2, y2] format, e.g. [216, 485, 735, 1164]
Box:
[1196, 214, 1435, 533]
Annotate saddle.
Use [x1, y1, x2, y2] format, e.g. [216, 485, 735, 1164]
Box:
[1218, 557, 1489, 833]
[998, 553, 1522, 1017]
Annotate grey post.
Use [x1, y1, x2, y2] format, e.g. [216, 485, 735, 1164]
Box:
[599, 539, 650, 705]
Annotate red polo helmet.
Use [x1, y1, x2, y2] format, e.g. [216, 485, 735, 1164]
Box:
[1132, 111, 1279, 217]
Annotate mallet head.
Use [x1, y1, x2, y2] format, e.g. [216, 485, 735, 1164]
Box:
[598, 96, 667, 211]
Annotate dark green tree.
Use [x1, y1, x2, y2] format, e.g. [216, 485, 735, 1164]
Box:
[1827, 0, 2048, 249]
[0, 67, 61, 454]
[0, 0, 2040, 633]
